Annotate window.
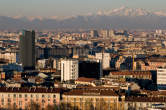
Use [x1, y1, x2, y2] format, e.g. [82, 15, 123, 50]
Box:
[13, 103, 16, 108]
[158, 70, 165, 72]
[1, 99, 4, 102]
[42, 94, 45, 98]
[140, 103, 142, 106]
[42, 99, 45, 103]
[74, 98, 76, 103]
[19, 94, 22, 98]
[36, 94, 39, 98]
[53, 95, 56, 98]
[53, 99, 56, 103]
[19, 101, 22, 106]
[25, 94, 27, 98]
[8, 94, 10, 98]
[31, 94, 33, 98]
[8, 102, 10, 106]
[13, 94, 16, 98]
[8, 98, 11, 102]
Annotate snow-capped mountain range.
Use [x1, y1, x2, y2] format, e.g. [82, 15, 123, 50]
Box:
[97, 6, 152, 16]
[0, 7, 166, 30]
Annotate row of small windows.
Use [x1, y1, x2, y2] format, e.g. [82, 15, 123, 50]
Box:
[0, 94, 56, 98]
[69, 98, 117, 103]
[1, 99, 56, 103]
[158, 70, 166, 72]
[157, 73, 166, 75]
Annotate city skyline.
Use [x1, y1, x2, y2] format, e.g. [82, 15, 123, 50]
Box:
[1, 0, 166, 110]
[0, 0, 166, 18]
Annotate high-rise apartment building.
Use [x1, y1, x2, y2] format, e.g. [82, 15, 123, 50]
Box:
[109, 30, 115, 37]
[100, 30, 109, 38]
[96, 53, 111, 70]
[90, 30, 99, 37]
[157, 68, 166, 89]
[61, 59, 78, 82]
[19, 30, 35, 70]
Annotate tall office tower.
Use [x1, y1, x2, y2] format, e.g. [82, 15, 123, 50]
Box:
[19, 30, 35, 70]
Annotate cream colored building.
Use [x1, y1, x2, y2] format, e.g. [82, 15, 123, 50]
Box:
[61, 59, 79, 82]
[0, 52, 16, 63]
[62, 89, 125, 110]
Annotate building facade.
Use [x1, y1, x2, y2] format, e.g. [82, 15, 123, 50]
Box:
[62, 89, 125, 110]
[0, 87, 61, 109]
[125, 97, 166, 110]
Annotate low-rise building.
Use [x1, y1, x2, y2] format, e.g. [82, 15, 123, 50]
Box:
[0, 87, 61, 109]
[109, 71, 152, 80]
[62, 88, 125, 110]
[75, 77, 96, 86]
[125, 97, 166, 110]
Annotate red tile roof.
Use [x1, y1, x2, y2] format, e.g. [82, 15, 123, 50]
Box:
[110, 71, 151, 76]
[63, 89, 118, 96]
[126, 96, 166, 102]
[75, 77, 96, 82]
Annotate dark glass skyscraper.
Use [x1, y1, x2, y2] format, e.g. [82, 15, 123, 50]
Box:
[19, 30, 35, 70]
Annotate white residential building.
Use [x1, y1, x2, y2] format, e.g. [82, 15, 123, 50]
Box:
[37, 59, 46, 69]
[95, 53, 111, 69]
[53, 59, 61, 70]
[61, 59, 78, 82]
[157, 68, 166, 89]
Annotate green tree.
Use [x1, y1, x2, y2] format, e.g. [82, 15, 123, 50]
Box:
[84, 99, 95, 110]
[25, 101, 40, 110]
[58, 102, 79, 110]
[95, 98, 109, 110]
[46, 104, 59, 110]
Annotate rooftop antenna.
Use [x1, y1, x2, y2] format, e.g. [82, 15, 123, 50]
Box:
[132, 51, 135, 71]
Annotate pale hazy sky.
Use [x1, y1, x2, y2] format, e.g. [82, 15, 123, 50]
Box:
[0, 0, 166, 17]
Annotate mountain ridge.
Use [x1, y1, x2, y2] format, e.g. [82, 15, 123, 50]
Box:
[0, 7, 166, 30]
